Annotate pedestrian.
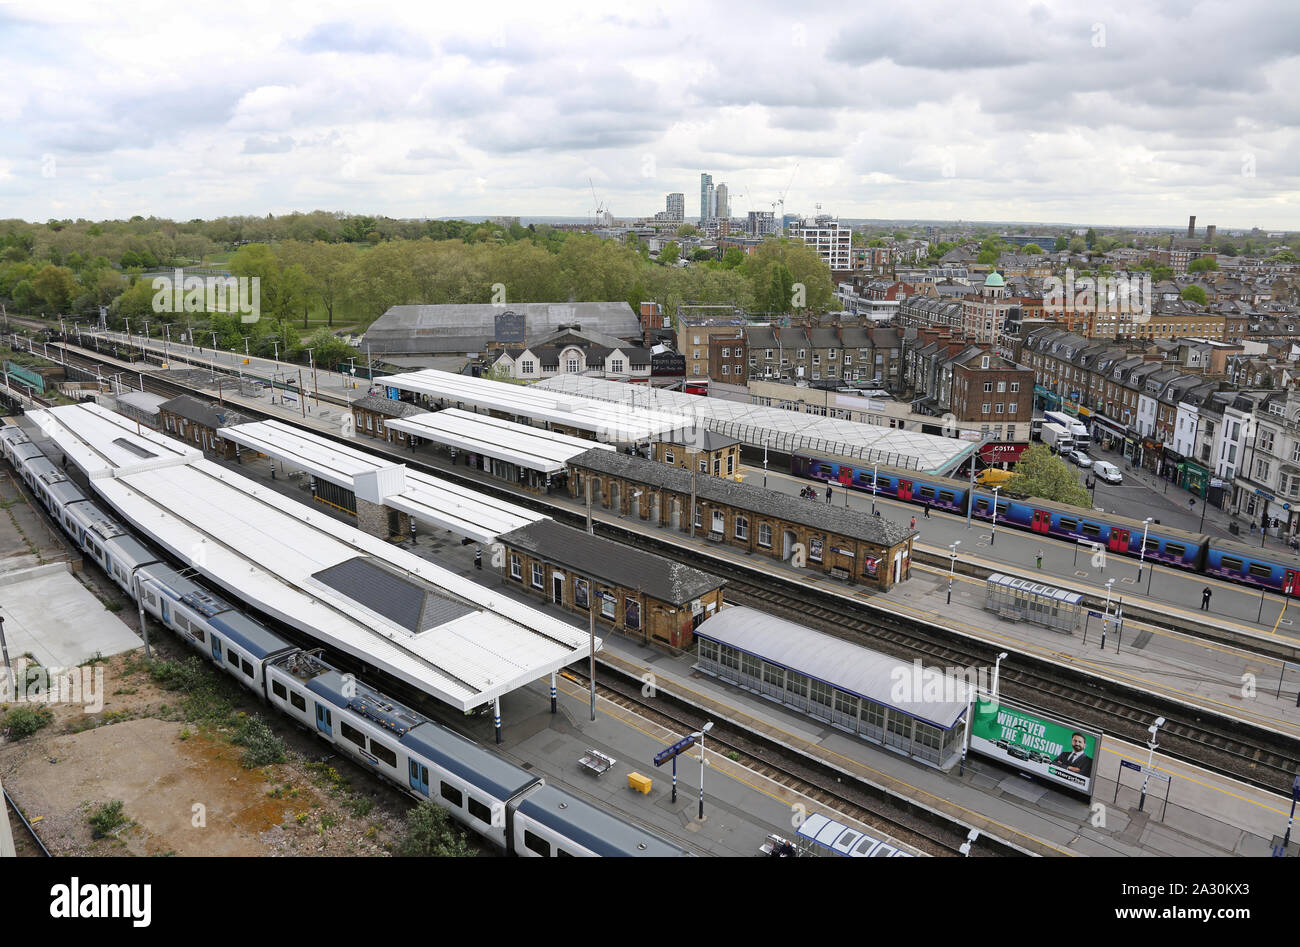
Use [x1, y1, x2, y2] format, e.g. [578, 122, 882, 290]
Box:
[1250, 522, 1257, 536]
[910, 515, 916, 530]
[1201, 586, 1211, 611]
[1036, 549, 1043, 569]
[825, 485, 832, 504]
[923, 503, 931, 519]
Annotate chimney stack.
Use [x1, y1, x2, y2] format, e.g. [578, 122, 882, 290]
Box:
[1187, 215, 1196, 238]
[1206, 224, 1217, 244]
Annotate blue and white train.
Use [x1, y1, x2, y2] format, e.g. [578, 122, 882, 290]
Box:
[793, 450, 1300, 597]
[0, 423, 691, 857]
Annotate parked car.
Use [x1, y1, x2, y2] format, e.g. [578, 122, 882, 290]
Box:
[1093, 460, 1123, 484]
[1069, 450, 1093, 468]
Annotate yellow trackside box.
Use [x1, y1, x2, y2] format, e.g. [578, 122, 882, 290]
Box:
[627, 772, 652, 795]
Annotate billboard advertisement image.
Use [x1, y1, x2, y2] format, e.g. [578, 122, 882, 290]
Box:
[969, 698, 1102, 795]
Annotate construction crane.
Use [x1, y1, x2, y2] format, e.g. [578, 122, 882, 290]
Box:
[588, 177, 606, 226]
[773, 163, 799, 230]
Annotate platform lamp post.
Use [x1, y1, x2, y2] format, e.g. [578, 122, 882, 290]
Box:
[0, 614, 11, 689]
[990, 485, 1001, 546]
[871, 463, 878, 515]
[762, 439, 769, 488]
[1137, 716, 1165, 812]
[1100, 578, 1115, 649]
[991, 651, 1009, 704]
[694, 721, 714, 820]
[1136, 517, 1153, 582]
[1279, 772, 1300, 855]
[946, 541, 961, 605]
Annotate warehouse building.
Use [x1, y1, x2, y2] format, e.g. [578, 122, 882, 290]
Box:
[363, 303, 642, 357]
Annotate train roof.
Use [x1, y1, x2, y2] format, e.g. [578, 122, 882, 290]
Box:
[514, 784, 693, 857]
[140, 562, 238, 613]
[208, 611, 293, 660]
[1204, 535, 1297, 562]
[398, 720, 539, 802]
[101, 534, 161, 570]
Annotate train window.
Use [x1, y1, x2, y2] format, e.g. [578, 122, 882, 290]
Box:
[1164, 542, 1185, 558]
[145, 591, 157, 607]
[272, 681, 287, 700]
[1249, 563, 1273, 578]
[440, 782, 464, 808]
[556, 849, 574, 858]
[341, 722, 366, 748]
[1141, 537, 1159, 553]
[996, 501, 1008, 515]
[241, 659, 254, 678]
[467, 798, 491, 824]
[290, 692, 307, 712]
[1221, 556, 1244, 572]
[939, 491, 955, 503]
[1080, 523, 1101, 537]
[523, 831, 551, 857]
[227, 649, 240, 668]
[370, 741, 397, 768]
[918, 485, 935, 499]
[1059, 517, 1078, 532]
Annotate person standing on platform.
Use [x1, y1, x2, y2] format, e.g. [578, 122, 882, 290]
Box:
[475, 548, 482, 570]
[923, 503, 931, 519]
[1201, 586, 1212, 610]
[1036, 549, 1043, 569]
[825, 485, 832, 504]
[910, 515, 916, 530]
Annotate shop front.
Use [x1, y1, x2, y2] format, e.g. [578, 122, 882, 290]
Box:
[979, 442, 1030, 468]
[1180, 460, 1209, 497]
[1034, 384, 1061, 411]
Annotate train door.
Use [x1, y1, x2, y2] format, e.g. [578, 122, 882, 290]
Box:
[315, 704, 333, 736]
[1286, 570, 1300, 597]
[408, 760, 429, 796]
[1108, 527, 1130, 553]
[211, 635, 222, 663]
[898, 480, 913, 501]
[1030, 510, 1052, 534]
[160, 599, 170, 627]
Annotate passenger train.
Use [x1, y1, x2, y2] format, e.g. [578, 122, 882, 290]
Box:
[792, 451, 1300, 597]
[0, 423, 690, 857]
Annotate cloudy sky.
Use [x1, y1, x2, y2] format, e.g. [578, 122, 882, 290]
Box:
[3, 0, 1298, 229]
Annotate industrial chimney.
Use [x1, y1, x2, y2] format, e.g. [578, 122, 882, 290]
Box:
[1187, 215, 1196, 238]
[1206, 224, 1217, 244]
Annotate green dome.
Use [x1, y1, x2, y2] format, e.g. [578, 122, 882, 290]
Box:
[984, 270, 1005, 287]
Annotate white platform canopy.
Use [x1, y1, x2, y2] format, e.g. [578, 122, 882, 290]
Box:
[386, 409, 614, 475]
[31, 408, 592, 711]
[219, 418, 546, 543]
[379, 369, 692, 442]
[27, 403, 199, 479]
[536, 374, 979, 474]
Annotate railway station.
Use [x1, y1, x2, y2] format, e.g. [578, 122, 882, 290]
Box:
[379, 368, 692, 443]
[24, 403, 595, 733]
[567, 447, 918, 590]
[693, 606, 969, 768]
[385, 408, 614, 492]
[537, 373, 979, 474]
[218, 418, 547, 544]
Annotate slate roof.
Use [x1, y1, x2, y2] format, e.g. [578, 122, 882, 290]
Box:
[312, 557, 478, 635]
[159, 395, 252, 430]
[364, 303, 641, 354]
[352, 393, 426, 418]
[500, 519, 724, 604]
[570, 449, 916, 547]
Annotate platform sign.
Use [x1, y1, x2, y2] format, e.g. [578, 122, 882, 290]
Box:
[969, 697, 1102, 795]
[654, 735, 696, 767]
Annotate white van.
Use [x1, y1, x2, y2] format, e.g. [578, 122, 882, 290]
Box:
[1093, 461, 1122, 484]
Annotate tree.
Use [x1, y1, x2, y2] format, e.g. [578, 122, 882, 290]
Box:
[1181, 285, 1207, 306]
[675, 224, 699, 238]
[1067, 236, 1086, 254]
[721, 247, 744, 269]
[1150, 265, 1173, 283]
[1053, 235, 1068, 251]
[1085, 228, 1097, 249]
[301, 327, 359, 370]
[1187, 257, 1217, 273]
[395, 801, 475, 857]
[660, 241, 680, 266]
[1007, 446, 1091, 506]
[1021, 243, 1044, 255]
[31, 264, 78, 312]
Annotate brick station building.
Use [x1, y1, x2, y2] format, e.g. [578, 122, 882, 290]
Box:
[650, 429, 742, 479]
[498, 519, 726, 648]
[352, 393, 428, 445]
[158, 395, 252, 460]
[567, 449, 917, 590]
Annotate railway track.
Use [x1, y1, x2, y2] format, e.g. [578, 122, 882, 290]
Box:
[42, 341, 1300, 797]
[4, 786, 51, 857]
[563, 666, 1019, 857]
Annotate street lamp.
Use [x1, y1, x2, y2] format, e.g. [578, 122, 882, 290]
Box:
[871, 463, 878, 514]
[1281, 772, 1300, 854]
[1138, 716, 1165, 812]
[1137, 517, 1153, 580]
[762, 439, 769, 488]
[947, 541, 961, 605]
[692, 721, 715, 820]
[990, 485, 1001, 545]
[991, 651, 1009, 702]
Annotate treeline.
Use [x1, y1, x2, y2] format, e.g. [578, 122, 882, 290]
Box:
[0, 213, 840, 332]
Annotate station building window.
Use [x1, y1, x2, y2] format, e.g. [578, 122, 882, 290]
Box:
[531, 562, 544, 589]
[510, 554, 522, 581]
[734, 515, 748, 540]
[758, 523, 772, 548]
[600, 593, 616, 620]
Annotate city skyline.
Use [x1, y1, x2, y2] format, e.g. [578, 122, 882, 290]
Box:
[2, 0, 1298, 230]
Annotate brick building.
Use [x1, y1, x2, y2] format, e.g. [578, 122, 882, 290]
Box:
[158, 395, 252, 460]
[352, 393, 428, 445]
[498, 519, 725, 648]
[568, 449, 917, 590]
[651, 429, 742, 478]
[949, 350, 1034, 443]
[707, 333, 746, 383]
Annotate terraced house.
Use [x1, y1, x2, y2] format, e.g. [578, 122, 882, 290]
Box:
[742, 323, 903, 389]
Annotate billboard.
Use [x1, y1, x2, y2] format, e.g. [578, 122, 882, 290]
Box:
[493, 310, 526, 344]
[969, 698, 1102, 795]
